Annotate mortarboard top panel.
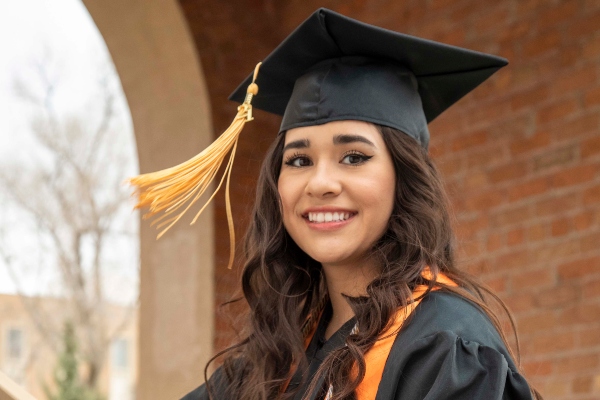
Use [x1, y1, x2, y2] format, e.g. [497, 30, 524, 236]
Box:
[229, 8, 508, 144]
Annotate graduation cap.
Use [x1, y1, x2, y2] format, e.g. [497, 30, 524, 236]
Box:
[128, 8, 508, 268]
[230, 8, 508, 148]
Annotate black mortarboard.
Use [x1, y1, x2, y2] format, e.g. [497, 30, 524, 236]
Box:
[229, 8, 508, 148]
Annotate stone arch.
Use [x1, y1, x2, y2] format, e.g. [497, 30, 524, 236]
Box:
[81, 0, 214, 398]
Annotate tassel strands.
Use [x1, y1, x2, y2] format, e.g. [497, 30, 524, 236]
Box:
[128, 62, 263, 270]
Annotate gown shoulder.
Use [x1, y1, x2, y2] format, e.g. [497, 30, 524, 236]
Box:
[181, 292, 534, 400]
[376, 291, 533, 400]
[180, 365, 231, 400]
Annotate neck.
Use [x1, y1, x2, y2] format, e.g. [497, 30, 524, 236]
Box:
[321, 257, 379, 339]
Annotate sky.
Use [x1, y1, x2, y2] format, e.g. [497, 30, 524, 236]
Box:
[0, 0, 139, 305]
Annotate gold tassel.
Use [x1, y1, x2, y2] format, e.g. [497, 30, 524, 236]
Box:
[129, 62, 262, 269]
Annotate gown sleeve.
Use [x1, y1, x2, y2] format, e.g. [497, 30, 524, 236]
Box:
[385, 330, 533, 400]
[180, 382, 208, 400]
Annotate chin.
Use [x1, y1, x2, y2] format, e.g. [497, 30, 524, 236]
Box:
[294, 236, 378, 267]
[303, 247, 364, 266]
[312, 254, 346, 265]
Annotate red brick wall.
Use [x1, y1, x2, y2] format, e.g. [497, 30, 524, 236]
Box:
[181, 1, 600, 398]
[178, 0, 282, 351]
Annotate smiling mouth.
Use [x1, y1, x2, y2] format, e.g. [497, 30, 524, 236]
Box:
[304, 211, 356, 223]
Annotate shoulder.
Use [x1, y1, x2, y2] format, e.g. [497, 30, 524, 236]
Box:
[373, 291, 533, 399]
[403, 290, 506, 350]
[180, 384, 207, 400]
[179, 365, 232, 400]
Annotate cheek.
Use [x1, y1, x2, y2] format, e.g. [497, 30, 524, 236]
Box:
[367, 190, 394, 223]
[381, 172, 396, 209]
[277, 177, 297, 220]
[364, 167, 396, 219]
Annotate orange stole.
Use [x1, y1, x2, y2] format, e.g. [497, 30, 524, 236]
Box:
[283, 272, 457, 398]
[354, 272, 456, 399]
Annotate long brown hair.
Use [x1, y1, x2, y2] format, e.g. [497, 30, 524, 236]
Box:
[205, 125, 542, 400]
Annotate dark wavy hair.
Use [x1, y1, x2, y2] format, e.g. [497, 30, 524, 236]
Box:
[205, 125, 542, 400]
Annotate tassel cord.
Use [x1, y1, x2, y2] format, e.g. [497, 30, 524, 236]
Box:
[223, 139, 239, 269]
[130, 112, 245, 186]
[155, 127, 242, 238]
[133, 114, 246, 213]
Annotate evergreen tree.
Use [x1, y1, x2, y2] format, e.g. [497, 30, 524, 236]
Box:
[44, 321, 105, 400]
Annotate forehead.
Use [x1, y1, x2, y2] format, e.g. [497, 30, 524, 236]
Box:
[283, 120, 382, 145]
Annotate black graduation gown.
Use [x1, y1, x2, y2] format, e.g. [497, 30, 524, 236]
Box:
[181, 291, 533, 400]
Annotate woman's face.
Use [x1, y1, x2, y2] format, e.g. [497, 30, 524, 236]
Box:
[278, 120, 396, 267]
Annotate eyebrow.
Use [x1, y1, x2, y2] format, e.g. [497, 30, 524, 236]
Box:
[283, 139, 310, 152]
[283, 134, 376, 152]
[333, 134, 376, 147]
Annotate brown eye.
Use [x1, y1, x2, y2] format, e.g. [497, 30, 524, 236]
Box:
[341, 152, 372, 165]
[293, 157, 311, 167]
[284, 154, 312, 167]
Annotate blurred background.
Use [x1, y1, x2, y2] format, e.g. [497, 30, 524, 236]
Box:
[0, 0, 139, 399]
[0, 1, 599, 399]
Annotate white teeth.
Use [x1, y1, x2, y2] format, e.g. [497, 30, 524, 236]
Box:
[307, 212, 353, 223]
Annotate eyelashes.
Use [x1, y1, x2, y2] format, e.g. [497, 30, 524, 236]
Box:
[284, 152, 310, 167]
[341, 151, 373, 165]
[283, 150, 373, 168]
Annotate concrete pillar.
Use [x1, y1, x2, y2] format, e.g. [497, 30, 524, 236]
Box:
[81, 0, 214, 398]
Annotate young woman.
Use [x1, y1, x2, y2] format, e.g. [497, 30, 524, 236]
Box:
[132, 8, 542, 400]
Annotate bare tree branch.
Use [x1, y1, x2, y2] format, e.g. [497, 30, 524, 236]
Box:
[0, 54, 138, 393]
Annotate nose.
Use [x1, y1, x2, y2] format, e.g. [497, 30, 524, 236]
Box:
[305, 161, 342, 198]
